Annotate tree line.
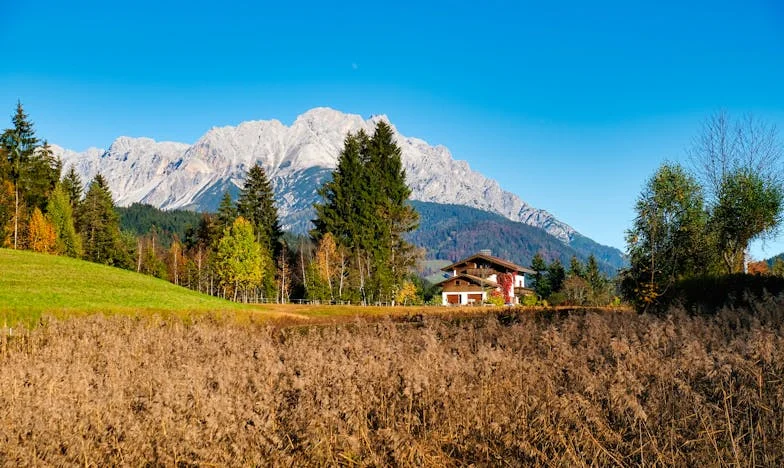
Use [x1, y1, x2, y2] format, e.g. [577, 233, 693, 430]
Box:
[0, 103, 421, 304]
[528, 252, 616, 306]
[622, 112, 784, 311]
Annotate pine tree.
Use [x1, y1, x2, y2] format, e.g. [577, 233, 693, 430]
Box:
[21, 141, 60, 213]
[312, 122, 419, 303]
[237, 163, 281, 254]
[2, 102, 40, 248]
[46, 184, 83, 257]
[568, 256, 584, 278]
[585, 254, 609, 305]
[313, 131, 369, 249]
[215, 191, 237, 239]
[530, 253, 548, 298]
[546, 259, 566, 295]
[366, 121, 420, 299]
[61, 165, 83, 210]
[80, 173, 130, 267]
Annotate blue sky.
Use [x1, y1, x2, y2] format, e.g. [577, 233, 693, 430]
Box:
[2, 0, 783, 258]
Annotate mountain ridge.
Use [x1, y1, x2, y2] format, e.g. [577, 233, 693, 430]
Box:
[51, 107, 624, 267]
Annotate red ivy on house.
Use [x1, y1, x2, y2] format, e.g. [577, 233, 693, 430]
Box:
[497, 272, 515, 304]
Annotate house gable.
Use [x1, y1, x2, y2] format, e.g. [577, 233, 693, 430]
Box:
[441, 253, 535, 276]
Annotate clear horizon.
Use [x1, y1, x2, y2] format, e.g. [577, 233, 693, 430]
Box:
[2, 0, 783, 258]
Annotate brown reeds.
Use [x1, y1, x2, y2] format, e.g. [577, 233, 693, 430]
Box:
[0, 300, 782, 466]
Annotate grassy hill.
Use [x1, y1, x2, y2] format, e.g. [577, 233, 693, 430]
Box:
[0, 248, 248, 325]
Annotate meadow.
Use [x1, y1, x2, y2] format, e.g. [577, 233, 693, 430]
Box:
[1, 302, 782, 466]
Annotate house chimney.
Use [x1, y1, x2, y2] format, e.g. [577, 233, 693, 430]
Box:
[479, 249, 492, 256]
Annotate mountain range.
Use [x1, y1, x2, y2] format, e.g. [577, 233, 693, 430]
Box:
[52, 108, 625, 272]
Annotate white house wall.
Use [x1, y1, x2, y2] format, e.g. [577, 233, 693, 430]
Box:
[441, 291, 486, 306]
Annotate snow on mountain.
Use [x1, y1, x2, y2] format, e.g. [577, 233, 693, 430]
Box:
[53, 107, 577, 243]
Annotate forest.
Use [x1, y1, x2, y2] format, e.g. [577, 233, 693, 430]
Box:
[0, 103, 427, 305]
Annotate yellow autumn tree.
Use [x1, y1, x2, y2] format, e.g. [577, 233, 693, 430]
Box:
[395, 280, 419, 305]
[315, 232, 338, 291]
[28, 207, 56, 253]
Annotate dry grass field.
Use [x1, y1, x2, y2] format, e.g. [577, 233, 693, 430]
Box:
[1, 299, 783, 466]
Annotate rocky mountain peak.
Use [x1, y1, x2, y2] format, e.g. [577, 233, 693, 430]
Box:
[54, 108, 580, 244]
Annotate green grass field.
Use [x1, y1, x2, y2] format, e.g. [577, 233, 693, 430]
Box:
[1, 248, 624, 327]
[0, 248, 258, 325]
[0, 249, 467, 326]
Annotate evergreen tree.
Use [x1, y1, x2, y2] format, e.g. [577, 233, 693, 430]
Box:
[215, 191, 237, 239]
[313, 131, 369, 249]
[61, 165, 83, 210]
[2, 102, 40, 248]
[237, 164, 281, 300]
[365, 121, 420, 299]
[568, 256, 584, 278]
[585, 255, 605, 291]
[46, 184, 83, 258]
[21, 141, 60, 213]
[546, 259, 566, 295]
[80, 173, 131, 267]
[312, 123, 419, 303]
[530, 253, 548, 298]
[237, 163, 281, 254]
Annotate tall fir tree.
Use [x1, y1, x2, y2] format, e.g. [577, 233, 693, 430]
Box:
[215, 191, 237, 240]
[237, 163, 281, 254]
[530, 253, 548, 298]
[568, 256, 584, 278]
[312, 122, 419, 303]
[2, 102, 40, 248]
[61, 165, 83, 211]
[80, 173, 130, 267]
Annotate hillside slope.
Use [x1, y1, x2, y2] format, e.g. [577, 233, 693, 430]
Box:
[410, 201, 625, 275]
[0, 249, 243, 323]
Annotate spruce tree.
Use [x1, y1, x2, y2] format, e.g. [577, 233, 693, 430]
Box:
[530, 253, 548, 298]
[61, 165, 83, 210]
[80, 173, 130, 267]
[215, 190, 237, 238]
[2, 102, 40, 248]
[237, 163, 281, 255]
[312, 122, 419, 303]
[22, 141, 60, 213]
[546, 259, 566, 294]
[568, 256, 584, 278]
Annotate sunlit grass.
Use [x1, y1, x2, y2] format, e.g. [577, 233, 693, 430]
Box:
[0, 248, 270, 326]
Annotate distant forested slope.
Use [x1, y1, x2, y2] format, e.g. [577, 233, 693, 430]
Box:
[409, 201, 624, 276]
[118, 203, 202, 247]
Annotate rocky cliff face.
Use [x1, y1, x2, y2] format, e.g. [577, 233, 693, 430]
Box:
[53, 107, 577, 243]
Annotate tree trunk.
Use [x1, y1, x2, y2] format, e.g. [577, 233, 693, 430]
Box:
[137, 239, 143, 272]
[13, 185, 18, 250]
